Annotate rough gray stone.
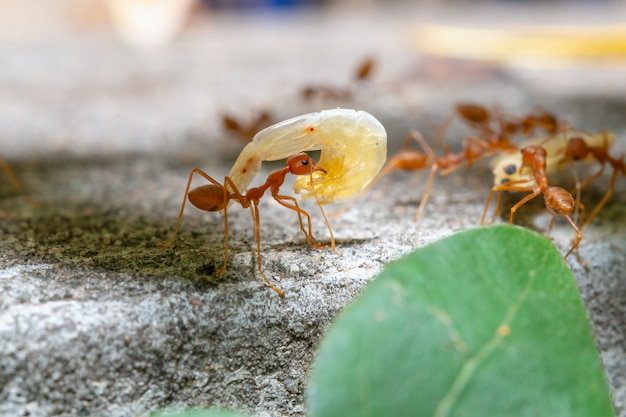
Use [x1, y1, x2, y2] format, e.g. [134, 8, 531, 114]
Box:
[1, 5, 625, 417]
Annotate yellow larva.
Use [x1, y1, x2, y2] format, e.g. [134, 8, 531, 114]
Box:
[491, 129, 616, 187]
[227, 108, 387, 204]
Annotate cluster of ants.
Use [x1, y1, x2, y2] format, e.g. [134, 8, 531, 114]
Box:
[362, 104, 622, 260]
[220, 58, 376, 143]
[159, 102, 623, 297]
[1, 100, 623, 298]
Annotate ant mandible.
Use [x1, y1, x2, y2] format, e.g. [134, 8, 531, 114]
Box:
[159, 153, 328, 298]
[481, 144, 585, 260]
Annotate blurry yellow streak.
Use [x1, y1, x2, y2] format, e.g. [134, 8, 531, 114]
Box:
[414, 24, 626, 63]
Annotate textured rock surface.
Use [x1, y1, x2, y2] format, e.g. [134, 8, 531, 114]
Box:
[1, 4, 625, 417]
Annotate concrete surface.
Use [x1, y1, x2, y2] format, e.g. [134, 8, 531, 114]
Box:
[0, 4, 625, 417]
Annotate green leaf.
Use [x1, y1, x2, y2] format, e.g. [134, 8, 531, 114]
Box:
[150, 409, 249, 417]
[307, 225, 614, 417]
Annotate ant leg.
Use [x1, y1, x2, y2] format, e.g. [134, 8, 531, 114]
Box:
[578, 164, 606, 193]
[583, 168, 618, 228]
[302, 159, 336, 250]
[492, 190, 504, 223]
[546, 214, 556, 237]
[568, 162, 604, 226]
[562, 213, 583, 260]
[480, 182, 533, 225]
[249, 203, 285, 298]
[413, 162, 438, 224]
[407, 130, 445, 223]
[317, 203, 336, 251]
[569, 165, 583, 226]
[0, 156, 24, 195]
[0, 155, 33, 206]
[572, 200, 588, 266]
[158, 168, 223, 248]
[481, 187, 498, 225]
[409, 129, 437, 159]
[432, 113, 454, 150]
[274, 194, 326, 250]
[508, 190, 541, 225]
[216, 188, 230, 275]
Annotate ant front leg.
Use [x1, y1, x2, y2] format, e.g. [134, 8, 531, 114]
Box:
[274, 194, 326, 250]
[413, 162, 438, 224]
[480, 182, 534, 225]
[316, 203, 336, 251]
[507, 189, 542, 225]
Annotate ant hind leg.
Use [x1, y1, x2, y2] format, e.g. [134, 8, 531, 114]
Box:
[249, 203, 285, 298]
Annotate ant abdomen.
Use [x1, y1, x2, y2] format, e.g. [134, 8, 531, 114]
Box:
[188, 185, 228, 212]
[544, 186, 574, 217]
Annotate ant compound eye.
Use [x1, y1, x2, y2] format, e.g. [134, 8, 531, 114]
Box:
[302, 159, 309, 166]
[504, 164, 517, 175]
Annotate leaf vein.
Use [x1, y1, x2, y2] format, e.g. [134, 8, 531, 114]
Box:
[432, 268, 537, 417]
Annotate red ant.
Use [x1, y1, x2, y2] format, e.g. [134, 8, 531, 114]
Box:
[301, 57, 376, 102]
[221, 110, 274, 143]
[434, 104, 559, 164]
[339, 129, 498, 223]
[432, 103, 520, 172]
[435, 103, 491, 139]
[159, 153, 328, 297]
[481, 144, 585, 260]
[561, 131, 625, 227]
[499, 108, 560, 136]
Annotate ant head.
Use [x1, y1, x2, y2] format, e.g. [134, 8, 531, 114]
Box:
[287, 153, 326, 175]
[565, 137, 588, 161]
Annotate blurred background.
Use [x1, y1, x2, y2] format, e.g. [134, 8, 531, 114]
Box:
[1, 2, 626, 416]
[1, 0, 626, 160]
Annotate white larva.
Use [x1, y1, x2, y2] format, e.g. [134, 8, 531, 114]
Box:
[227, 108, 387, 205]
